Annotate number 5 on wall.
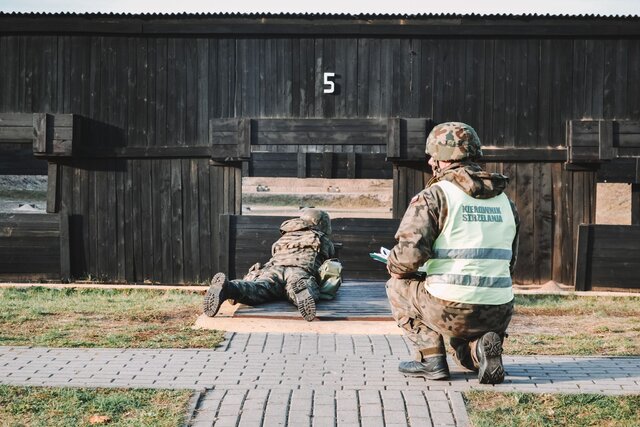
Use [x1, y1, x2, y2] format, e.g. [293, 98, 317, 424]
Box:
[323, 72, 336, 94]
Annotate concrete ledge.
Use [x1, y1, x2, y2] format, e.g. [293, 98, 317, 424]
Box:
[194, 313, 402, 335]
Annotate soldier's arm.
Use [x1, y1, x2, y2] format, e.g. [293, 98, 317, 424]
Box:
[508, 199, 520, 274]
[319, 235, 335, 260]
[386, 186, 447, 278]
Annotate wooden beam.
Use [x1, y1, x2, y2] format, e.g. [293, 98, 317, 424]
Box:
[573, 224, 591, 291]
[5, 15, 640, 37]
[59, 212, 71, 281]
[218, 214, 231, 276]
[386, 117, 401, 159]
[33, 113, 48, 154]
[347, 152, 356, 179]
[297, 152, 307, 178]
[322, 152, 333, 178]
[599, 120, 615, 160]
[237, 118, 251, 159]
[46, 163, 59, 213]
[632, 183, 640, 225]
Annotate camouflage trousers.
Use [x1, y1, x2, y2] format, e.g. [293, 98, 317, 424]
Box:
[229, 265, 320, 307]
[386, 277, 513, 370]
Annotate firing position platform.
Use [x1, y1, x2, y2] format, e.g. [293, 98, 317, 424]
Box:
[232, 280, 392, 321]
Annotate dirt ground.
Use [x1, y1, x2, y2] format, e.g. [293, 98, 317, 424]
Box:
[595, 182, 632, 224]
[243, 177, 632, 223]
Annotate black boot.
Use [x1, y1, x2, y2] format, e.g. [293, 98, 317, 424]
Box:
[203, 273, 228, 317]
[290, 279, 316, 322]
[398, 356, 450, 380]
[476, 331, 505, 384]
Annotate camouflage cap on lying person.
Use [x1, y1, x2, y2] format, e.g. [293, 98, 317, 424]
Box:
[426, 122, 483, 161]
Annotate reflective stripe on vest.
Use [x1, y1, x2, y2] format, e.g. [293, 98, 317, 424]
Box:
[424, 180, 516, 305]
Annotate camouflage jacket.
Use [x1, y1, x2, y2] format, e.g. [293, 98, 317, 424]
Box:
[387, 162, 520, 278]
[269, 218, 335, 272]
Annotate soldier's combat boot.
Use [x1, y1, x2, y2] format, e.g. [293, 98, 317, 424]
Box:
[291, 280, 316, 322]
[203, 273, 228, 317]
[398, 356, 450, 380]
[476, 331, 505, 384]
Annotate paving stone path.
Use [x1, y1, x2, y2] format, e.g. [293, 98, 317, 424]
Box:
[1, 332, 639, 426]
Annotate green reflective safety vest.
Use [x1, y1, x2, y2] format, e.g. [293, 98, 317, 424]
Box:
[424, 180, 516, 305]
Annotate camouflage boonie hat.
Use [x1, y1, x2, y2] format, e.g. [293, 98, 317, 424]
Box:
[300, 208, 332, 235]
[426, 122, 482, 161]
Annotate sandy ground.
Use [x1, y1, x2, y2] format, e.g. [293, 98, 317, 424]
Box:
[596, 183, 632, 224]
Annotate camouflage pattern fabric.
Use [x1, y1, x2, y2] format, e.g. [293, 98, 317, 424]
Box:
[386, 162, 519, 366]
[426, 122, 483, 161]
[227, 217, 334, 306]
[386, 277, 513, 367]
[387, 163, 520, 278]
[228, 265, 320, 306]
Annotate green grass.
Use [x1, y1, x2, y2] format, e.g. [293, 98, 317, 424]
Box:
[0, 385, 191, 427]
[506, 295, 640, 356]
[0, 287, 224, 349]
[0, 188, 47, 201]
[465, 391, 640, 427]
[514, 294, 640, 316]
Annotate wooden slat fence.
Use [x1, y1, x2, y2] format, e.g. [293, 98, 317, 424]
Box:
[574, 224, 640, 291]
[0, 213, 69, 280]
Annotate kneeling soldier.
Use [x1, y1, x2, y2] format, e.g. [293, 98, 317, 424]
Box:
[386, 122, 519, 384]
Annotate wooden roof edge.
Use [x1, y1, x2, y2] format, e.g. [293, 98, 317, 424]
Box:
[1, 14, 640, 36]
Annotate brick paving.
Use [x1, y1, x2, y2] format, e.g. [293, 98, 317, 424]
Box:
[1, 333, 639, 426]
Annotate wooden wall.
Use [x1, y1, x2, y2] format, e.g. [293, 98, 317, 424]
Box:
[0, 213, 69, 280]
[1, 30, 632, 284]
[56, 159, 240, 283]
[575, 224, 640, 291]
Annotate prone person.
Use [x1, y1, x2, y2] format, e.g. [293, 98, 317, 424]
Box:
[203, 208, 338, 322]
[386, 122, 520, 384]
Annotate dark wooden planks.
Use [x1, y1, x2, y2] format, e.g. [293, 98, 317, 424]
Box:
[574, 224, 640, 291]
[233, 280, 392, 320]
[0, 213, 65, 278]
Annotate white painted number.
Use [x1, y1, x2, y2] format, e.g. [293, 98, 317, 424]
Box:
[323, 72, 335, 94]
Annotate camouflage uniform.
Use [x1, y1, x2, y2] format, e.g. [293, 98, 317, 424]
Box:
[387, 122, 519, 371]
[228, 217, 334, 307]
[204, 209, 335, 321]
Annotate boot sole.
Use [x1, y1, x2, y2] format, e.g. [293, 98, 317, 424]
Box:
[400, 370, 450, 381]
[478, 332, 505, 384]
[203, 273, 227, 317]
[292, 281, 316, 322]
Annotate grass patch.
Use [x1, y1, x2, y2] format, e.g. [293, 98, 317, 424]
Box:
[506, 295, 640, 356]
[465, 391, 640, 427]
[0, 188, 47, 201]
[514, 294, 640, 317]
[0, 287, 224, 349]
[0, 385, 191, 426]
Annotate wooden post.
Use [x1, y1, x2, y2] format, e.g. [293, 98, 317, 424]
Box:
[33, 113, 48, 154]
[46, 162, 59, 213]
[632, 183, 640, 225]
[322, 152, 333, 178]
[59, 212, 71, 281]
[598, 120, 615, 160]
[237, 118, 251, 158]
[347, 152, 356, 179]
[218, 214, 231, 276]
[573, 224, 591, 291]
[386, 117, 401, 159]
[297, 152, 307, 178]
